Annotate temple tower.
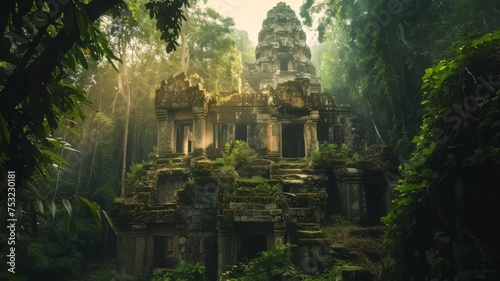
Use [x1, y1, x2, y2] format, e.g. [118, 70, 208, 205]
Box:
[244, 2, 321, 92]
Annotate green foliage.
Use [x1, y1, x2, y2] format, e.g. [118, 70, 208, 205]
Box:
[228, 244, 298, 281]
[302, 0, 500, 156]
[145, 0, 190, 53]
[0, 208, 107, 280]
[171, 262, 206, 281]
[151, 271, 172, 281]
[383, 31, 500, 281]
[216, 141, 257, 172]
[92, 184, 116, 210]
[255, 182, 281, 192]
[302, 268, 337, 281]
[151, 262, 206, 281]
[25, 238, 83, 278]
[308, 142, 357, 166]
[0, 0, 188, 265]
[231, 30, 255, 64]
[69, 260, 121, 281]
[1, 0, 201, 280]
[125, 162, 146, 196]
[238, 176, 268, 188]
[182, 7, 242, 93]
[326, 214, 350, 226]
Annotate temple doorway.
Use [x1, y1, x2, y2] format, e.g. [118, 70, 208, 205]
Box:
[175, 122, 193, 154]
[235, 123, 248, 142]
[282, 123, 305, 158]
[363, 183, 387, 226]
[238, 234, 267, 262]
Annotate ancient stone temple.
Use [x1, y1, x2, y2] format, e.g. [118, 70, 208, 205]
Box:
[113, 3, 398, 281]
[244, 2, 320, 92]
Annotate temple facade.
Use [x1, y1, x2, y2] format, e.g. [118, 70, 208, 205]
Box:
[154, 72, 356, 159]
[113, 3, 397, 281]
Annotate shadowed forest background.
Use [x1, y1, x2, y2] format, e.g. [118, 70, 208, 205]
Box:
[1, 0, 499, 280]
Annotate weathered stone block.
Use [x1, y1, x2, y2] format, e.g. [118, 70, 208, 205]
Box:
[269, 209, 283, 216]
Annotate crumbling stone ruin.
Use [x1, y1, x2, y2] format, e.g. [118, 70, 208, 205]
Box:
[113, 3, 399, 280]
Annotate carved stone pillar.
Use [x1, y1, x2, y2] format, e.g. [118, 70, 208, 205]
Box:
[132, 224, 147, 276]
[339, 168, 363, 223]
[217, 222, 233, 280]
[305, 110, 319, 157]
[156, 108, 168, 157]
[192, 106, 207, 156]
[273, 222, 286, 246]
[266, 117, 278, 156]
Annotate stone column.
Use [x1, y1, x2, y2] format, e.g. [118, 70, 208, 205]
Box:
[305, 110, 319, 157]
[165, 119, 173, 156]
[156, 108, 169, 157]
[132, 224, 147, 276]
[269, 117, 279, 156]
[254, 113, 269, 153]
[217, 222, 233, 280]
[115, 221, 135, 277]
[339, 168, 363, 223]
[192, 106, 207, 156]
[273, 222, 286, 246]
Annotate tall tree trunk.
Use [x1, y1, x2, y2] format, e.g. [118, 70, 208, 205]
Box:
[118, 34, 131, 198]
[366, 99, 384, 143]
[179, 7, 189, 73]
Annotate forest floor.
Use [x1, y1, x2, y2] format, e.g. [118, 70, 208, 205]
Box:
[321, 217, 387, 280]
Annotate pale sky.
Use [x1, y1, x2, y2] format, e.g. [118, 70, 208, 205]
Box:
[202, 0, 317, 45]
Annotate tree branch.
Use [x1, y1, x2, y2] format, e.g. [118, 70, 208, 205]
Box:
[0, 0, 123, 117]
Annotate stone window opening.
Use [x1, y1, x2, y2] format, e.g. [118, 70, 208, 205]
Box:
[280, 58, 288, 71]
[152, 235, 175, 269]
[235, 123, 248, 142]
[175, 122, 193, 154]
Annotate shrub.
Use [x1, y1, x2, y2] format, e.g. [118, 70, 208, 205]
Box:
[235, 244, 298, 281]
[216, 141, 257, 172]
[92, 184, 116, 210]
[151, 262, 206, 281]
[309, 142, 356, 166]
[125, 162, 146, 196]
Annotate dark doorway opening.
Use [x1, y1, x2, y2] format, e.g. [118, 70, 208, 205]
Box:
[235, 123, 248, 142]
[238, 235, 267, 262]
[176, 123, 193, 154]
[280, 58, 288, 71]
[364, 184, 387, 225]
[325, 171, 342, 216]
[318, 125, 334, 144]
[152, 235, 174, 268]
[282, 123, 305, 158]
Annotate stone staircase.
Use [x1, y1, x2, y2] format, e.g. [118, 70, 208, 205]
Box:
[270, 159, 329, 246]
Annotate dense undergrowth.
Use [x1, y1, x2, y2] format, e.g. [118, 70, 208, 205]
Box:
[383, 31, 500, 280]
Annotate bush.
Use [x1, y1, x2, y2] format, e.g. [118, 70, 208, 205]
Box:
[228, 244, 298, 281]
[92, 184, 116, 210]
[151, 262, 206, 281]
[125, 162, 145, 195]
[216, 141, 257, 172]
[309, 142, 357, 166]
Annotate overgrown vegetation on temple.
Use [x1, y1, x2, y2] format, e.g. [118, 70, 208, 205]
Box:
[0, 0, 499, 280]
